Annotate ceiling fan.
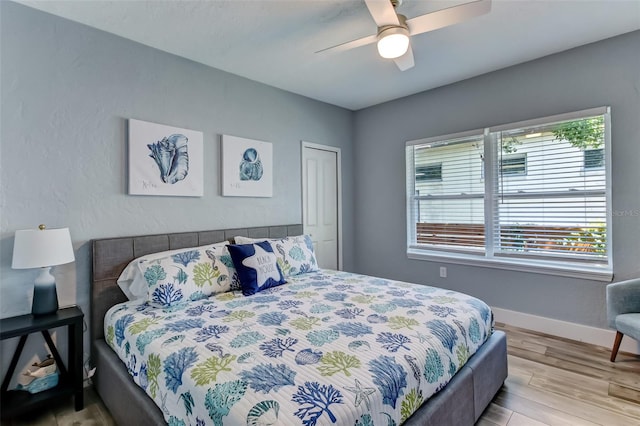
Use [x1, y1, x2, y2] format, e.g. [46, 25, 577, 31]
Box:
[318, 0, 491, 71]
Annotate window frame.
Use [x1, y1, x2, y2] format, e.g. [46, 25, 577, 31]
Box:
[406, 107, 612, 281]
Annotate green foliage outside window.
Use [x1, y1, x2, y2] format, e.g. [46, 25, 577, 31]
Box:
[501, 137, 522, 153]
[502, 116, 604, 154]
[552, 116, 604, 150]
[562, 224, 606, 254]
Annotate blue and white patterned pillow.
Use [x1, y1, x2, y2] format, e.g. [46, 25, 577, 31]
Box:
[234, 235, 319, 277]
[139, 243, 240, 307]
[118, 241, 228, 301]
[227, 241, 287, 296]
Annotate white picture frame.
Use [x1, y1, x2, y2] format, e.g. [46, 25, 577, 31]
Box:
[221, 135, 273, 197]
[128, 119, 203, 197]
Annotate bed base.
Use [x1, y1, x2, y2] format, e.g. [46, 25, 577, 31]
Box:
[90, 224, 507, 425]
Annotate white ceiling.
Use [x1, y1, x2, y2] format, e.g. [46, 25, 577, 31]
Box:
[19, 0, 640, 110]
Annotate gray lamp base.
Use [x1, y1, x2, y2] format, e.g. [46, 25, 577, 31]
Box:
[32, 283, 59, 316]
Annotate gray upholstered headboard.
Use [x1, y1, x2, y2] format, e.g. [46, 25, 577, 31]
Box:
[90, 224, 303, 346]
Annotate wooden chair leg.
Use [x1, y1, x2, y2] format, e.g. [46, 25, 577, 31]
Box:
[610, 331, 624, 362]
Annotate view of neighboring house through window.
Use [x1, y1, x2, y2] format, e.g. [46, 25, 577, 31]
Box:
[406, 107, 610, 277]
[409, 132, 485, 251]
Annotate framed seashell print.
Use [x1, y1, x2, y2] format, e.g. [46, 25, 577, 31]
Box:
[128, 119, 204, 197]
[221, 135, 273, 197]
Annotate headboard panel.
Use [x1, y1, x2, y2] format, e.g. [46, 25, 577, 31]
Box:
[91, 224, 303, 345]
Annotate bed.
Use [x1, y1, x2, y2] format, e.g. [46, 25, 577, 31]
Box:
[91, 224, 507, 425]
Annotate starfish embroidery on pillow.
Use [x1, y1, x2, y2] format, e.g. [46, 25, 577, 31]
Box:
[241, 243, 281, 286]
[227, 241, 287, 296]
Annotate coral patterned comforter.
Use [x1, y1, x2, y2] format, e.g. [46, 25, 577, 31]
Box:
[105, 270, 493, 426]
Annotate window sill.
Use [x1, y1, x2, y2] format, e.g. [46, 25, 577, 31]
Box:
[406, 248, 613, 282]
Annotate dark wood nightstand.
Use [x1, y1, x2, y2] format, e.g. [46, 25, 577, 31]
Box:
[0, 306, 84, 419]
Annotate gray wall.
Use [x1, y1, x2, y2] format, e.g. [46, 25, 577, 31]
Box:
[0, 2, 353, 380]
[353, 30, 640, 329]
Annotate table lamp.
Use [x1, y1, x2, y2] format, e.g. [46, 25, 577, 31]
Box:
[11, 225, 75, 316]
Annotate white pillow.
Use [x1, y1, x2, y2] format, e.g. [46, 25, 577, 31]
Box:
[234, 235, 319, 277]
[117, 241, 227, 300]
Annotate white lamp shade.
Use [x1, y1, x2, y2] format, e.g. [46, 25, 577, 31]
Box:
[12, 227, 75, 269]
[377, 27, 410, 59]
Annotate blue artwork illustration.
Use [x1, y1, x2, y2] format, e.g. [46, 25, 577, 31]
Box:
[147, 134, 189, 184]
[239, 148, 263, 181]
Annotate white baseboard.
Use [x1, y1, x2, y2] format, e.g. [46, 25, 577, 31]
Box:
[492, 307, 640, 356]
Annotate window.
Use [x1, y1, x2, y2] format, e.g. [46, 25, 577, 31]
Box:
[406, 107, 611, 279]
[409, 132, 485, 250]
[500, 153, 527, 176]
[415, 162, 442, 182]
[584, 148, 604, 169]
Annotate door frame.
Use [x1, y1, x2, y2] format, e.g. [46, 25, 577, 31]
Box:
[301, 141, 343, 270]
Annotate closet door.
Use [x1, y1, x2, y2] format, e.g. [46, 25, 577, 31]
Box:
[302, 142, 341, 270]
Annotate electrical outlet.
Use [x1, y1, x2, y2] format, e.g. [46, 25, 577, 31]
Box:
[439, 266, 447, 278]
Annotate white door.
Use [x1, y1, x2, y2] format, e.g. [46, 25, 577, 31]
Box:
[302, 143, 341, 270]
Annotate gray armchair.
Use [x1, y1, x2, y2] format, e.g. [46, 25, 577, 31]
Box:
[606, 278, 640, 361]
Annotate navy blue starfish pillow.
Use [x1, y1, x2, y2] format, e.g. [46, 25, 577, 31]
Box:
[228, 241, 287, 296]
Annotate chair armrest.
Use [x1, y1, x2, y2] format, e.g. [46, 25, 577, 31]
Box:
[606, 277, 640, 328]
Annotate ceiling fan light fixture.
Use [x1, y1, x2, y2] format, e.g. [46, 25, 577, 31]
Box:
[377, 26, 410, 59]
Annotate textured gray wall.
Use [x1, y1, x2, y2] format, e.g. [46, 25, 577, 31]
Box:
[0, 2, 353, 378]
[353, 31, 640, 329]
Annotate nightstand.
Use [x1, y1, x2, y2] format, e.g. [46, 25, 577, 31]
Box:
[0, 306, 84, 419]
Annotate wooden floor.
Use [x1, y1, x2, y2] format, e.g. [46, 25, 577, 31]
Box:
[481, 323, 640, 426]
[2, 323, 639, 425]
[0, 386, 115, 426]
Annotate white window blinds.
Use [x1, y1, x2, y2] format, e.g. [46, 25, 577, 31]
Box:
[406, 107, 611, 275]
[407, 131, 485, 252]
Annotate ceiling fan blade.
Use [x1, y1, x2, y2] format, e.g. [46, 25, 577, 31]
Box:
[315, 33, 378, 55]
[406, 0, 491, 36]
[364, 0, 400, 27]
[394, 44, 415, 71]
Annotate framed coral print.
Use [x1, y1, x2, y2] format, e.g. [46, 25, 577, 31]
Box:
[221, 135, 273, 197]
[128, 119, 203, 197]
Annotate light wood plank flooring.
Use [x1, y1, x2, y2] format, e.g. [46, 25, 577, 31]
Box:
[2, 323, 638, 425]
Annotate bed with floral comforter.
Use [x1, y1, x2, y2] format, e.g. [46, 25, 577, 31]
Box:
[105, 269, 493, 426]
